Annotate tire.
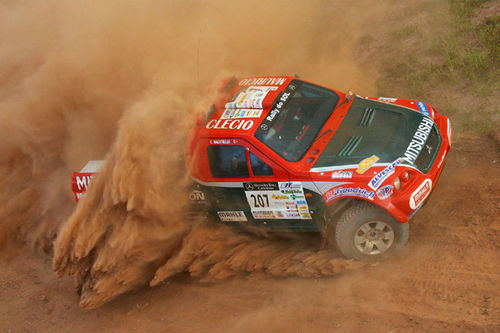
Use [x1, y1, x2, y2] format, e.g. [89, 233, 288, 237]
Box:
[332, 201, 409, 260]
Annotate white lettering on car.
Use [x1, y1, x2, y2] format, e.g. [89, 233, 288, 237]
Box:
[76, 175, 93, 191]
[265, 91, 291, 122]
[331, 171, 353, 179]
[368, 158, 404, 190]
[209, 139, 231, 145]
[378, 97, 397, 103]
[416, 102, 430, 116]
[403, 117, 434, 163]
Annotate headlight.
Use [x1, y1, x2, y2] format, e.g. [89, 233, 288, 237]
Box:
[394, 176, 401, 190]
[402, 171, 410, 181]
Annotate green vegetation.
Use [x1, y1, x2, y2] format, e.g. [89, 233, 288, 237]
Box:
[446, 0, 499, 82]
[367, 0, 499, 135]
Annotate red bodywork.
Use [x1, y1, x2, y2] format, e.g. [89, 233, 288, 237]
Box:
[187, 76, 451, 223]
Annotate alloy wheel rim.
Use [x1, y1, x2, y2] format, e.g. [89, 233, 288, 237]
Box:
[354, 221, 395, 255]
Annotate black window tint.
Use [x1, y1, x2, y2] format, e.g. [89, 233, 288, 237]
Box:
[207, 145, 249, 178]
[250, 153, 273, 176]
[255, 80, 339, 162]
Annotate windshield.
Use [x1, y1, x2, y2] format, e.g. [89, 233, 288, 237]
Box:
[255, 80, 339, 161]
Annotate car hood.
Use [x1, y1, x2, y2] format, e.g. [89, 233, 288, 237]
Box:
[312, 97, 440, 173]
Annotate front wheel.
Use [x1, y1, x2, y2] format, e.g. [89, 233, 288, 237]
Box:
[332, 202, 409, 260]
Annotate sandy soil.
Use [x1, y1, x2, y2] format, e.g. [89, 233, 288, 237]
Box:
[1, 132, 498, 332]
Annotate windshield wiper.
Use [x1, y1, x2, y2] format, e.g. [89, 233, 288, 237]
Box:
[314, 129, 332, 142]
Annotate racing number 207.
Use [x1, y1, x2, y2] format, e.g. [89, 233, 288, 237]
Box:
[250, 194, 269, 208]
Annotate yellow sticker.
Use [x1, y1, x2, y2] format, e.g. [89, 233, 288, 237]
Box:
[356, 155, 379, 174]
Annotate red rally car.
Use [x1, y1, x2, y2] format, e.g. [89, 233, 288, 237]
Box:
[73, 76, 451, 260]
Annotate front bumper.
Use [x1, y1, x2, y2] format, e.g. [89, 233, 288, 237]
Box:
[386, 114, 451, 222]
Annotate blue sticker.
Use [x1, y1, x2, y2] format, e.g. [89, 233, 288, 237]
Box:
[416, 102, 430, 116]
[376, 185, 394, 200]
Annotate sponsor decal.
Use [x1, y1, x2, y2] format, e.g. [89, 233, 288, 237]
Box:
[280, 188, 302, 194]
[189, 190, 205, 201]
[220, 108, 263, 119]
[356, 155, 379, 174]
[376, 185, 394, 200]
[331, 170, 353, 179]
[76, 175, 95, 191]
[238, 77, 287, 86]
[252, 211, 275, 219]
[243, 182, 278, 191]
[257, 82, 297, 134]
[218, 211, 247, 222]
[244, 182, 311, 220]
[368, 158, 404, 190]
[324, 187, 375, 202]
[416, 102, 430, 116]
[300, 212, 312, 219]
[315, 181, 352, 195]
[206, 119, 254, 130]
[409, 179, 432, 210]
[403, 117, 434, 163]
[209, 139, 231, 145]
[279, 182, 302, 190]
[265, 91, 291, 122]
[378, 97, 397, 103]
[225, 86, 276, 109]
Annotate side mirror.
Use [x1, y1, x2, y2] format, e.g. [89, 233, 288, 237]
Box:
[346, 90, 355, 101]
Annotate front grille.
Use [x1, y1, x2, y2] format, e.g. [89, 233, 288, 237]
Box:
[414, 125, 441, 173]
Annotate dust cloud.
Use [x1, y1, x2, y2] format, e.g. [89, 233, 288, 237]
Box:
[1, 0, 385, 308]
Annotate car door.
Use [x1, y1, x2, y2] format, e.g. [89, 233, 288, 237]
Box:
[203, 138, 315, 230]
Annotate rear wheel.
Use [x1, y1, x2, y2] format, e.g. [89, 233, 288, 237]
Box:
[332, 201, 409, 260]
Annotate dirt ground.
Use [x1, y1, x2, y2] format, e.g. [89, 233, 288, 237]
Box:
[1, 131, 498, 332]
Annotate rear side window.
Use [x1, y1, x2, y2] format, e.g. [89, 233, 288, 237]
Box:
[250, 153, 273, 176]
[207, 145, 249, 178]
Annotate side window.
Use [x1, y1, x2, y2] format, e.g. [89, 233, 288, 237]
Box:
[207, 145, 249, 178]
[250, 153, 273, 176]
